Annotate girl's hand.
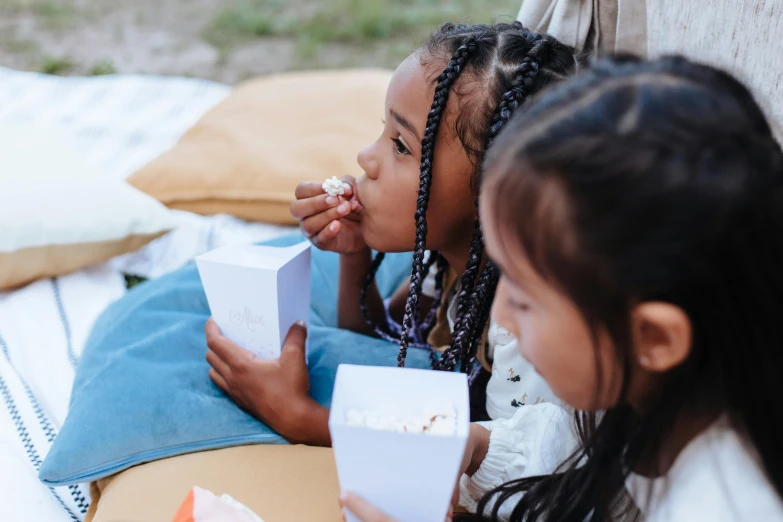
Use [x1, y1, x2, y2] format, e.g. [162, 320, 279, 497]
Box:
[339, 492, 399, 522]
[205, 318, 331, 446]
[451, 423, 491, 508]
[291, 176, 366, 253]
[339, 492, 454, 522]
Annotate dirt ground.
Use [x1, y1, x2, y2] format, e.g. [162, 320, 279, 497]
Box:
[0, 0, 522, 84]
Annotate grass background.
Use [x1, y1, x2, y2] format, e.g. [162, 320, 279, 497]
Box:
[0, 0, 522, 83]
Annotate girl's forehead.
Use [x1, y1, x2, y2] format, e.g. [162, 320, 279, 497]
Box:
[385, 53, 440, 129]
[481, 195, 544, 294]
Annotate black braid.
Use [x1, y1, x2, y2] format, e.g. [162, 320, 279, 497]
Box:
[467, 266, 499, 363]
[453, 219, 484, 321]
[359, 250, 387, 334]
[437, 46, 546, 372]
[459, 262, 500, 372]
[449, 45, 545, 334]
[411, 251, 440, 334]
[397, 39, 479, 367]
[419, 253, 448, 335]
[359, 251, 440, 364]
[486, 54, 543, 145]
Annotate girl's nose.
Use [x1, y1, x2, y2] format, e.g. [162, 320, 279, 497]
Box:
[357, 144, 380, 180]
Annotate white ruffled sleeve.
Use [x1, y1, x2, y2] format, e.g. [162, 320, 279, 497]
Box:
[459, 403, 578, 518]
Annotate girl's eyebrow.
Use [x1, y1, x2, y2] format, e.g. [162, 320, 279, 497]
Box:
[390, 108, 421, 143]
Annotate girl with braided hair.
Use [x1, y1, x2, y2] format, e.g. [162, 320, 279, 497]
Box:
[341, 55, 783, 522]
[206, 22, 584, 446]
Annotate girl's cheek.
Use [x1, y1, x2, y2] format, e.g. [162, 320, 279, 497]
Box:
[492, 309, 518, 340]
[515, 328, 536, 364]
[490, 282, 519, 337]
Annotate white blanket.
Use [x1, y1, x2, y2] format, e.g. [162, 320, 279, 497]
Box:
[0, 67, 294, 521]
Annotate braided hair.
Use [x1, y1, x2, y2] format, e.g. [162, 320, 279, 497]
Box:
[440, 33, 575, 373]
[360, 250, 444, 368]
[397, 37, 480, 367]
[358, 22, 586, 373]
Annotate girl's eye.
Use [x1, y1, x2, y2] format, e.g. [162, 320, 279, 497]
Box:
[511, 300, 531, 312]
[391, 137, 411, 156]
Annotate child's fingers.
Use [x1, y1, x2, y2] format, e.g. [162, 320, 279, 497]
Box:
[294, 182, 327, 200]
[300, 202, 352, 237]
[206, 329, 253, 370]
[280, 322, 308, 367]
[338, 177, 355, 198]
[339, 492, 394, 522]
[206, 349, 231, 379]
[311, 221, 341, 249]
[205, 317, 222, 340]
[343, 208, 362, 224]
[294, 178, 354, 201]
[290, 193, 342, 220]
[208, 368, 229, 393]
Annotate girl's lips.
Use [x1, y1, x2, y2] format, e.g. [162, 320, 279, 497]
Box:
[350, 183, 365, 212]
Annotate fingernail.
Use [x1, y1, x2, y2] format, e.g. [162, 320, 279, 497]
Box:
[325, 196, 338, 206]
[338, 202, 349, 214]
[295, 320, 306, 327]
[339, 492, 348, 505]
[330, 222, 339, 232]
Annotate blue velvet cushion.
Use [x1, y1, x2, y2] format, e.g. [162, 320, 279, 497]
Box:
[39, 236, 428, 486]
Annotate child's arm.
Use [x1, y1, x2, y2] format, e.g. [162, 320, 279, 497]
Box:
[337, 248, 388, 335]
[464, 424, 492, 474]
[455, 405, 578, 513]
[386, 279, 434, 325]
[340, 264, 435, 336]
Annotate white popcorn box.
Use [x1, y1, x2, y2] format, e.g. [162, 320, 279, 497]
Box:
[329, 364, 469, 522]
[195, 241, 311, 359]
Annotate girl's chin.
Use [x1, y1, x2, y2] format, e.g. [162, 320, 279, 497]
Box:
[363, 233, 410, 254]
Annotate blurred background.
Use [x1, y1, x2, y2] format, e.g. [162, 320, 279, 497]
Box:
[0, 0, 522, 84]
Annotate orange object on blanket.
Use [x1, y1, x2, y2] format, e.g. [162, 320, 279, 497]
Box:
[173, 486, 265, 522]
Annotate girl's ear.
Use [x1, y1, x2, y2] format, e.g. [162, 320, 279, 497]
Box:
[631, 302, 692, 372]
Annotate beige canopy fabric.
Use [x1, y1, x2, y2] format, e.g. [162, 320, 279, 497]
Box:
[517, 0, 782, 140]
[646, 0, 783, 141]
[516, 0, 594, 49]
[516, 0, 647, 56]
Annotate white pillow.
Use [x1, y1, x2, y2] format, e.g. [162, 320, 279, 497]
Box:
[0, 125, 98, 181]
[0, 126, 175, 290]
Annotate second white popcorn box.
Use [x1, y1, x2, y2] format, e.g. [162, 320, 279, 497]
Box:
[329, 364, 469, 522]
[195, 241, 311, 359]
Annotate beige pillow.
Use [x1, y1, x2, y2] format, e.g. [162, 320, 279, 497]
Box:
[127, 69, 392, 226]
[86, 445, 343, 522]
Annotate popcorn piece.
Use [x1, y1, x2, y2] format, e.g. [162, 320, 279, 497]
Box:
[428, 415, 457, 437]
[345, 406, 457, 436]
[400, 419, 425, 434]
[423, 404, 456, 422]
[322, 176, 345, 197]
[346, 409, 367, 427]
